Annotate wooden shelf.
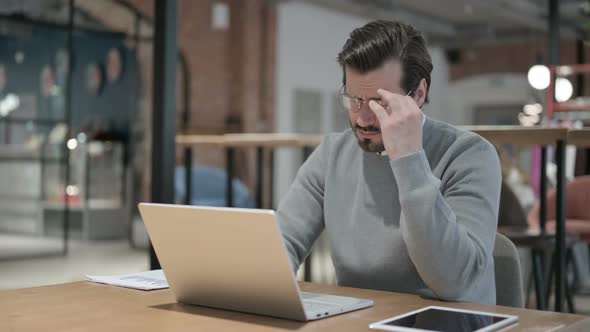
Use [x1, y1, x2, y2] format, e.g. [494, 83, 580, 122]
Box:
[548, 64, 590, 119]
[556, 64, 590, 75]
[42, 199, 122, 210]
[0, 118, 63, 125]
[176, 133, 322, 148]
[461, 126, 568, 145]
[224, 133, 322, 148]
[176, 135, 226, 147]
[554, 102, 590, 112]
[177, 127, 587, 149]
[567, 129, 590, 147]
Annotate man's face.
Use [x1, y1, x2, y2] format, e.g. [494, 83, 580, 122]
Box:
[344, 60, 406, 153]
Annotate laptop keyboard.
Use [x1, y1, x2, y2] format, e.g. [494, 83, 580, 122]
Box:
[303, 300, 341, 313]
[301, 292, 344, 315]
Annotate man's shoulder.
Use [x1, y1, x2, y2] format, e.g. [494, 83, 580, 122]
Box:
[320, 129, 357, 151]
[309, 129, 360, 167]
[428, 117, 492, 144]
[424, 117, 497, 163]
[426, 117, 475, 141]
[424, 118, 500, 190]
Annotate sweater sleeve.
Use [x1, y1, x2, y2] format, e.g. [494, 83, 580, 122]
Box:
[389, 134, 501, 301]
[276, 137, 328, 272]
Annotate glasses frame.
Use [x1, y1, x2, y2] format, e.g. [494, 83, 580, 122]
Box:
[337, 86, 414, 113]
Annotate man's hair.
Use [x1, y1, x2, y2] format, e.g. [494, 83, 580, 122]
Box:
[337, 20, 433, 102]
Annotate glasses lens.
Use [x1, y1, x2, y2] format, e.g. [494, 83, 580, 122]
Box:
[338, 93, 351, 111]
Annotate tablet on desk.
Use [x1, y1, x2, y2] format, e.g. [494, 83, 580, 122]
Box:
[369, 306, 518, 332]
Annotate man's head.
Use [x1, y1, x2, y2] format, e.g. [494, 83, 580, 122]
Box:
[337, 20, 432, 153]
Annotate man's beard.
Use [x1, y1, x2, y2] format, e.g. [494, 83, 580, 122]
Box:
[350, 121, 385, 153]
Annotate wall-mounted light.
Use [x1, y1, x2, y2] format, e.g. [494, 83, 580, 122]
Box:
[14, 51, 25, 64]
[519, 102, 543, 127]
[211, 2, 230, 30]
[523, 103, 543, 115]
[66, 185, 79, 196]
[67, 138, 78, 150]
[518, 112, 540, 127]
[77, 132, 87, 144]
[0, 93, 20, 117]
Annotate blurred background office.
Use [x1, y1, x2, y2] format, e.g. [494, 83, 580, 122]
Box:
[1, 0, 590, 313]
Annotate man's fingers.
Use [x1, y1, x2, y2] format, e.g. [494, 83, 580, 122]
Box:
[377, 88, 405, 114]
[377, 88, 397, 101]
[368, 100, 389, 121]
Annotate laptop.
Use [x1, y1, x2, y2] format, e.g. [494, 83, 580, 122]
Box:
[138, 203, 374, 321]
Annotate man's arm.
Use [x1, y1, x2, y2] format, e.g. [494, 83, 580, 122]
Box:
[276, 139, 328, 272]
[368, 88, 500, 301]
[390, 135, 501, 301]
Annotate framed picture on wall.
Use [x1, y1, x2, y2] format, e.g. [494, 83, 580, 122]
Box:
[0, 64, 5, 94]
[55, 48, 70, 79]
[86, 63, 105, 96]
[40, 65, 55, 97]
[106, 47, 124, 82]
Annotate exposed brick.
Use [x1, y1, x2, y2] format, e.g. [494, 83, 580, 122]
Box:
[122, 0, 276, 201]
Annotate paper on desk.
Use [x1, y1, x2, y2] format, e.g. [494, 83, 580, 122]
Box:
[85, 269, 169, 290]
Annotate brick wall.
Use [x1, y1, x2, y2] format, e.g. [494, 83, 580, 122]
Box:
[108, 0, 276, 202]
[89, 1, 587, 203]
[449, 39, 590, 96]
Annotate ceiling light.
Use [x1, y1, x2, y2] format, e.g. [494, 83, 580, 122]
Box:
[527, 64, 550, 90]
[555, 77, 573, 102]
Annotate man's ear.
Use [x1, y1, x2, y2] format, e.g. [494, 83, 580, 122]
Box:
[416, 78, 428, 108]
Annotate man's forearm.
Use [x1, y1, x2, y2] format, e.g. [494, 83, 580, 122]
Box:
[390, 148, 500, 300]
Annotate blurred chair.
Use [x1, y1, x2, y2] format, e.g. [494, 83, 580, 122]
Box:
[528, 176, 590, 308]
[494, 233, 524, 308]
[499, 179, 529, 229]
[525, 176, 590, 312]
[498, 180, 576, 311]
[528, 176, 590, 242]
[175, 165, 255, 208]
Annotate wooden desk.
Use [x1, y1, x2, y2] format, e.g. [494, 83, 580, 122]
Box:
[3, 282, 589, 331]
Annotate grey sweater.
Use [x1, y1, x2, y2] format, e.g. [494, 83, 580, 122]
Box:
[276, 117, 501, 304]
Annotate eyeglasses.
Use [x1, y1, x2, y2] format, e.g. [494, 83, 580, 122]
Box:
[337, 86, 413, 113]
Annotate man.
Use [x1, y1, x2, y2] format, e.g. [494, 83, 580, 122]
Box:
[276, 20, 501, 304]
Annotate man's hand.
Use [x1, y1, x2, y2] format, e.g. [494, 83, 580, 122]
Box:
[368, 88, 423, 160]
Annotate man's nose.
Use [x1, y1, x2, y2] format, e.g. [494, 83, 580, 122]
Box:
[357, 105, 377, 126]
